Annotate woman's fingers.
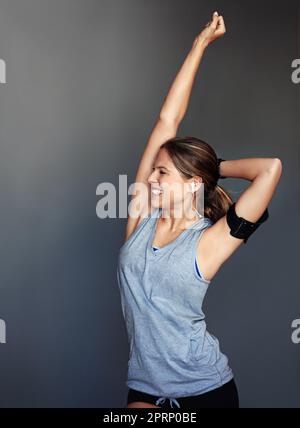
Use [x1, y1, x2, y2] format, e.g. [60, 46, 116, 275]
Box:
[215, 15, 226, 34]
[210, 11, 219, 30]
[204, 13, 219, 30]
[198, 11, 226, 46]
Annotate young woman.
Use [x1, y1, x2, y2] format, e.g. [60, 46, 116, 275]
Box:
[117, 11, 282, 409]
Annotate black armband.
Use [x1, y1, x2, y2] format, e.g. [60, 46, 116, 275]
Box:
[226, 202, 269, 244]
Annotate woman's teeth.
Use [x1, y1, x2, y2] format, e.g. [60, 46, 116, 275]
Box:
[151, 189, 163, 196]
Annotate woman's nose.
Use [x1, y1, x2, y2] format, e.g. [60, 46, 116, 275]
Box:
[148, 172, 157, 184]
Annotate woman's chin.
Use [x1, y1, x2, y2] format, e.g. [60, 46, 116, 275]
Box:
[151, 200, 161, 208]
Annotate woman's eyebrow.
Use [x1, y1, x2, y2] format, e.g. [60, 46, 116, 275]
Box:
[153, 165, 170, 171]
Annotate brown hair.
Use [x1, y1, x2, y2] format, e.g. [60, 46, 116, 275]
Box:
[160, 136, 233, 223]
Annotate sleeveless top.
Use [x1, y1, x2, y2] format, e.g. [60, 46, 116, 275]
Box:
[117, 207, 234, 400]
[153, 245, 205, 280]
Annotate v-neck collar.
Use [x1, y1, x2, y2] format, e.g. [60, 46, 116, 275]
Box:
[148, 208, 204, 255]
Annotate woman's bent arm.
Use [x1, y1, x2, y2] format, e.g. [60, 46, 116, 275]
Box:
[198, 158, 283, 281]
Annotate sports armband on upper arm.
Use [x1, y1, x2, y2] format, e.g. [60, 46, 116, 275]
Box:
[226, 202, 269, 244]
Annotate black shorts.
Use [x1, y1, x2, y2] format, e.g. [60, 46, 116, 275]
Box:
[127, 378, 239, 409]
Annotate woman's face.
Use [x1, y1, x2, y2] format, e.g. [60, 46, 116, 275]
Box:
[147, 148, 198, 213]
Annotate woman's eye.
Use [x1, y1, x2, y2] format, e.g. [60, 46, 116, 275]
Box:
[152, 167, 166, 174]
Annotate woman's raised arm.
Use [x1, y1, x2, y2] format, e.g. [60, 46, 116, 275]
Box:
[124, 11, 226, 242]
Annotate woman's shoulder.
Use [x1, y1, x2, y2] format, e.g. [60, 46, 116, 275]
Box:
[122, 206, 158, 247]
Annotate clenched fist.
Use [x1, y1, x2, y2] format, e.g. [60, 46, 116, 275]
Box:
[193, 11, 226, 49]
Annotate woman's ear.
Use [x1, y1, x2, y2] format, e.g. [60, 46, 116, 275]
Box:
[190, 177, 202, 192]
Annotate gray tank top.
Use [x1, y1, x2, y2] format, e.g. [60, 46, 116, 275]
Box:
[117, 207, 234, 401]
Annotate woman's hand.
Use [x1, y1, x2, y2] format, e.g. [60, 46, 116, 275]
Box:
[193, 11, 226, 49]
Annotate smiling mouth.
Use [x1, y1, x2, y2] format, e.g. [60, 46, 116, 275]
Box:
[151, 189, 163, 196]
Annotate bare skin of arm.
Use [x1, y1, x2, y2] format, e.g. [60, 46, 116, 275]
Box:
[198, 158, 282, 282]
[124, 12, 224, 243]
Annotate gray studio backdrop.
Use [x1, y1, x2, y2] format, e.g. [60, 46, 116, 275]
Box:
[0, 0, 299, 408]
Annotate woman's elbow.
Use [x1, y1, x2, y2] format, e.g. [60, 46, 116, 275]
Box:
[267, 158, 283, 177]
